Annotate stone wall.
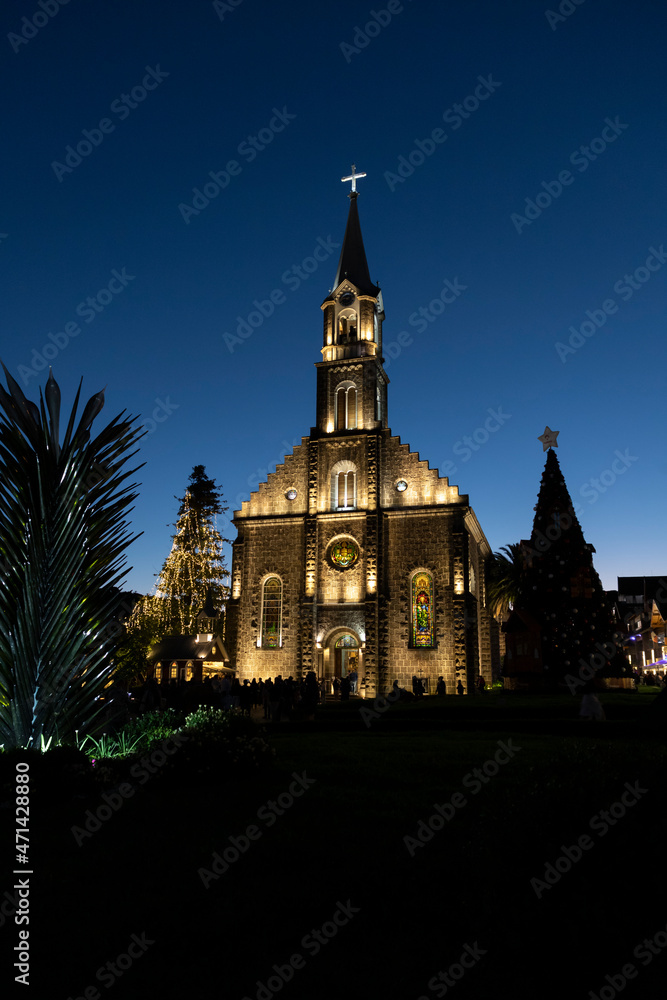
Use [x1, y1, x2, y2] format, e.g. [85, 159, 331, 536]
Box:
[230, 518, 305, 680]
[228, 425, 493, 694]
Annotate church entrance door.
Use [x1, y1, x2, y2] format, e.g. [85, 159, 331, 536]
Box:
[332, 634, 359, 679]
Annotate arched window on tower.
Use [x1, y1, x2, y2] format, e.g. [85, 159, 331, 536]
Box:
[335, 382, 357, 430]
[338, 309, 358, 343]
[411, 570, 435, 648]
[260, 576, 282, 648]
[331, 460, 357, 510]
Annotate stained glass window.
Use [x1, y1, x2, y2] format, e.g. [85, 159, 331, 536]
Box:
[412, 572, 434, 647]
[335, 634, 357, 648]
[261, 576, 282, 648]
[330, 540, 359, 568]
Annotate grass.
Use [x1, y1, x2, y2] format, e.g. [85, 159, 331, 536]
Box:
[20, 690, 667, 999]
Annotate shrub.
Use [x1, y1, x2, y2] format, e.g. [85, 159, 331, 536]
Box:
[179, 706, 274, 777]
[122, 708, 185, 750]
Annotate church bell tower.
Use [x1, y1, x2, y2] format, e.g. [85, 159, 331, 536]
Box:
[316, 167, 388, 437]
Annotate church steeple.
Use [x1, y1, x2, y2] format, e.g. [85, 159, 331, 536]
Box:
[316, 169, 388, 436]
[332, 191, 380, 298]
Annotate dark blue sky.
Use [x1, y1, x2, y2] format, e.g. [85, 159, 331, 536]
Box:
[2, 0, 665, 594]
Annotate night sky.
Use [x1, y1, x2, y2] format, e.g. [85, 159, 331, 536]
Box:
[2, 0, 665, 596]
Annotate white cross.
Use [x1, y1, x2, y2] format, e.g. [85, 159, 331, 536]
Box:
[341, 164, 367, 193]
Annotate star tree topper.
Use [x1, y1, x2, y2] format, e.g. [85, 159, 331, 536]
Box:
[538, 426, 559, 451]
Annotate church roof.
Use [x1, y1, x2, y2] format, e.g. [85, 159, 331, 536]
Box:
[332, 192, 380, 298]
[148, 634, 229, 663]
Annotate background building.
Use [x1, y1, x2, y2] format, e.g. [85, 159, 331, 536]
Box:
[614, 576, 667, 673]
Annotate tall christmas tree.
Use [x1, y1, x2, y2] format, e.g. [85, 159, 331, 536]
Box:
[522, 430, 615, 680]
[152, 465, 230, 635]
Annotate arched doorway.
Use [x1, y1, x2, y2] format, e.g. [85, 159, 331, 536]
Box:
[320, 628, 364, 695]
[332, 632, 359, 680]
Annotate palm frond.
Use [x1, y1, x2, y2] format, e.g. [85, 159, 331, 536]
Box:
[0, 368, 144, 748]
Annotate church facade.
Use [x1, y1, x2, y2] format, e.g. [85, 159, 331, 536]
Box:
[225, 180, 496, 697]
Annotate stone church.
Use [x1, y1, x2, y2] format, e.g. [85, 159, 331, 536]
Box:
[226, 174, 496, 697]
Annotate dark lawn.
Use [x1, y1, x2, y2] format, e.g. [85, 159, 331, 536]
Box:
[17, 691, 667, 999]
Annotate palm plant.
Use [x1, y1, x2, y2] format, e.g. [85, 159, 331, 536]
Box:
[486, 542, 527, 618]
[0, 366, 143, 748]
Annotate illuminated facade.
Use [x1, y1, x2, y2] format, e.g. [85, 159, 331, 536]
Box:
[225, 184, 496, 696]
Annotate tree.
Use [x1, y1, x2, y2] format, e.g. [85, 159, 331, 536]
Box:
[521, 448, 615, 678]
[0, 367, 143, 748]
[487, 543, 527, 618]
[152, 465, 230, 635]
[112, 609, 160, 685]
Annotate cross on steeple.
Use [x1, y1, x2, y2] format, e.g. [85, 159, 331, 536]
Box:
[341, 164, 367, 194]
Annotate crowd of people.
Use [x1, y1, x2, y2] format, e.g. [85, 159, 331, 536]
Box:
[118, 669, 493, 724]
[129, 671, 324, 722]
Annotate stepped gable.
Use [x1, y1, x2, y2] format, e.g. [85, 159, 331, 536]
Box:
[237, 438, 310, 518]
[382, 432, 466, 507]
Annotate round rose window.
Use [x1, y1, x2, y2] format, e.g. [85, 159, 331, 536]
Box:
[329, 539, 359, 569]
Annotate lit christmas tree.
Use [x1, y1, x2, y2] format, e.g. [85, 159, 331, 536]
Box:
[522, 432, 615, 680]
[150, 465, 229, 636]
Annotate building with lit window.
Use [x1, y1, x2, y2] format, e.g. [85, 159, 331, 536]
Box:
[148, 606, 231, 685]
[615, 576, 667, 674]
[225, 181, 497, 696]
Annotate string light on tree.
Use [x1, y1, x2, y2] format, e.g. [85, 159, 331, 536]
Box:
[132, 466, 230, 639]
